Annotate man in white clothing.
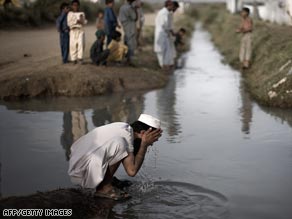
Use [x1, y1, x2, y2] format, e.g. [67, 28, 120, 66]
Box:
[67, 0, 87, 64]
[68, 114, 163, 201]
[154, 1, 174, 70]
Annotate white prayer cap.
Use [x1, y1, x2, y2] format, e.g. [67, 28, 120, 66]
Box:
[138, 114, 161, 129]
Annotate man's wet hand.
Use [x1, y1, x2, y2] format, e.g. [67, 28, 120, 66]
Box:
[141, 128, 163, 147]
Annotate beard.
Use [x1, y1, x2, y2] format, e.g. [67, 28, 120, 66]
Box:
[133, 138, 142, 156]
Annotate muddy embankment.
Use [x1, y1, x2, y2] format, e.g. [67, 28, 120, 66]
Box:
[0, 188, 115, 218]
[0, 62, 166, 100]
[0, 23, 167, 100]
[187, 4, 292, 108]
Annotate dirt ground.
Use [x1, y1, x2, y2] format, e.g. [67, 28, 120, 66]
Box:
[0, 14, 166, 100]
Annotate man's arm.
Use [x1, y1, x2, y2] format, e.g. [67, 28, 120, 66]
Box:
[122, 128, 162, 177]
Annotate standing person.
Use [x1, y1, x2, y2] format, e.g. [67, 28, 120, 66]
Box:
[119, 0, 138, 66]
[236, 7, 253, 69]
[168, 1, 180, 66]
[136, 0, 145, 49]
[90, 30, 110, 66]
[154, 1, 174, 70]
[104, 0, 119, 46]
[68, 114, 163, 201]
[96, 10, 105, 31]
[67, 0, 87, 64]
[56, 2, 70, 64]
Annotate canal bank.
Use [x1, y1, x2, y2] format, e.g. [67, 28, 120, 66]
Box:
[0, 24, 167, 100]
[188, 4, 292, 108]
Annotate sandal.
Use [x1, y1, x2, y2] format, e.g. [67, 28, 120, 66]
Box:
[94, 187, 131, 201]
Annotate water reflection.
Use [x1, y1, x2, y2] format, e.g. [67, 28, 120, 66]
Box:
[239, 80, 253, 135]
[260, 106, 292, 128]
[156, 75, 182, 143]
[61, 111, 88, 161]
[92, 95, 144, 127]
[0, 93, 145, 165]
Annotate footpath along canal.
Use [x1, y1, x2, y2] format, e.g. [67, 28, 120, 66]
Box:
[0, 24, 292, 219]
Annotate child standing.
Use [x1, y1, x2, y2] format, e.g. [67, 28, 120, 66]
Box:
[96, 10, 104, 31]
[90, 30, 110, 66]
[236, 7, 253, 69]
[107, 31, 128, 63]
[56, 2, 70, 64]
[104, 0, 119, 46]
[67, 0, 87, 64]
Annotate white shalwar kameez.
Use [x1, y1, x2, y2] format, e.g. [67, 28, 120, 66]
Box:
[67, 12, 87, 61]
[154, 7, 175, 67]
[68, 122, 134, 189]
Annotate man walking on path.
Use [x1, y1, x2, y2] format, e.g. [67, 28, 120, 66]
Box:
[236, 7, 253, 69]
[67, 0, 87, 64]
[154, 1, 175, 70]
[119, 0, 138, 66]
[104, 0, 119, 46]
[68, 114, 163, 201]
[56, 2, 70, 64]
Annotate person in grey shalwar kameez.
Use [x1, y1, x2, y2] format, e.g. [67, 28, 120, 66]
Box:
[119, 0, 138, 65]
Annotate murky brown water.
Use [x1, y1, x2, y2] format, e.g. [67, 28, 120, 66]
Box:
[0, 25, 292, 219]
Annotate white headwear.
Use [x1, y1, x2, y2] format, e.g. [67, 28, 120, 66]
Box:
[138, 114, 161, 129]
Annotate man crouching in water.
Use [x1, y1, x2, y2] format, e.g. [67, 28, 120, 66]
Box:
[68, 114, 162, 201]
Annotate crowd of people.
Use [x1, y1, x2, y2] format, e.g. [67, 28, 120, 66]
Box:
[56, 0, 186, 69]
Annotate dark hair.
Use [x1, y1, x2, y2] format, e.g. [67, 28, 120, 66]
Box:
[106, 0, 114, 4]
[97, 10, 104, 15]
[112, 30, 122, 40]
[173, 1, 179, 8]
[130, 121, 155, 133]
[165, 0, 173, 7]
[131, 121, 156, 156]
[60, 2, 69, 11]
[242, 7, 250, 15]
[179, 28, 186, 33]
[71, 0, 80, 6]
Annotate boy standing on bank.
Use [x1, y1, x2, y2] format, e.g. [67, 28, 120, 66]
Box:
[67, 0, 87, 64]
[236, 7, 253, 69]
[56, 2, 70, 64]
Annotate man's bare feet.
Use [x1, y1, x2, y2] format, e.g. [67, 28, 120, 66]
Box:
[95, 186, 131, 201]
[112, 177, 132, 190]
